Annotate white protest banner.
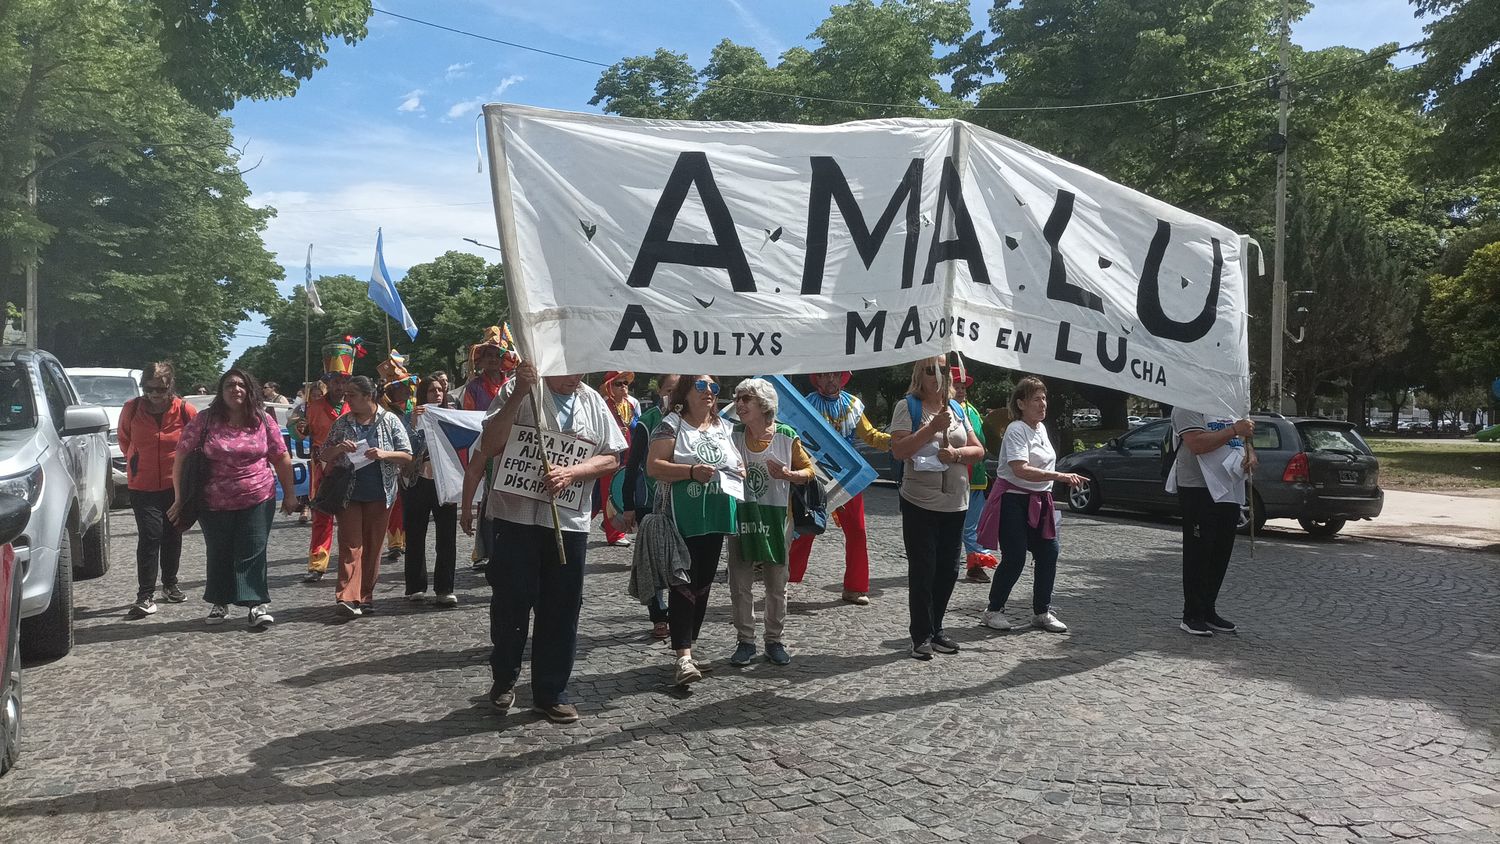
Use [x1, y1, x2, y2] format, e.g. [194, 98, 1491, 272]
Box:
[493, 424, 597, 511]
[485, 105, 1250, 417]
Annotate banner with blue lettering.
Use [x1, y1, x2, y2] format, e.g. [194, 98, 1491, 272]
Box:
[761, 375, 875, 513]
[485, 105, 1250, 417]
[273, 427, 312, 502]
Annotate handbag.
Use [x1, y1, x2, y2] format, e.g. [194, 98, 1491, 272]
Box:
[790, 476, 829, 537]
[310, 455, 356, 515]
[173, 442, 209, 532]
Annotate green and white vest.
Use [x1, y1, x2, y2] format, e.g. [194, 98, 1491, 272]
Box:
[666, 412, 740, 537]
[732, 422, 796, 564]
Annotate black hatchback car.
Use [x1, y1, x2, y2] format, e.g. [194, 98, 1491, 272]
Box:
[1056, 414, 1383, 537]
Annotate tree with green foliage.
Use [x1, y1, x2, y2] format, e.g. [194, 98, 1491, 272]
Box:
[1413, 0, 1500, 175]
[0, 0, 370, 378]
[1426, 240, 1500, 384]
[1283, 193, 1418, 415]
[234, 252, 508, 394]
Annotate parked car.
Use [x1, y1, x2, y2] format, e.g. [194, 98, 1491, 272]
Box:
[1056, 415, 1383, 537]
[65, 367, 142, 506]
[0, 492, 32, 776]
[2, 347, 112, 659]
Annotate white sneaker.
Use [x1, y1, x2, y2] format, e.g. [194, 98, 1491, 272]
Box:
[434, 594, 458, 607]
[1033, 611, 1068, 633]
[674, 655, 702, 685]
[248, 604, 274, 627]
[405, 591, 427, 602]
[982, 610, 1013, 630]
[609, 537, 632, 547]
[206, 604, 228, 624]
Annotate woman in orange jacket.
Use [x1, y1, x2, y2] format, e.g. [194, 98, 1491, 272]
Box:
[119, 362, 197, 618]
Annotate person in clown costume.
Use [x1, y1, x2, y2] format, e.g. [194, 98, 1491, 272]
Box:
[297, 339, 357, 582]
[378, 350, 420, 560]
[596, 371, 637, 547]
[463, 325, 519, 569]
[787, 371, 891, 605]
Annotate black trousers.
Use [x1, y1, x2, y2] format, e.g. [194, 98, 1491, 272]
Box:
[485, 520, 587, 707]
[900, 497, 964, 646]
[668, 533, 726, 650]
[402, 477, 458, 595]
[131, 489, 182, 599]
[1178, 486, 1239, 622]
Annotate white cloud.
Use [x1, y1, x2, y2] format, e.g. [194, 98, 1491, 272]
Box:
[445, 62, 472, 81]
[396, 89, 424, 113]
[444, 75, 526, 121]
[724, 0, 787, 59]
[445, 97, 487, 120]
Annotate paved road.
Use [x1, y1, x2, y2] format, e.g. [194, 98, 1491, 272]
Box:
[1, 487, 1496, 843]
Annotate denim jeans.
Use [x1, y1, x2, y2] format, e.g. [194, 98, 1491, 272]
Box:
[988, 492, 1060, 615]
[899, 497, 964, 646]
[485, 519, 588, 706]
[962, 488, 990, 555]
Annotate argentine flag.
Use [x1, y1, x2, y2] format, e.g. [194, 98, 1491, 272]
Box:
[369, 228, 418, 340]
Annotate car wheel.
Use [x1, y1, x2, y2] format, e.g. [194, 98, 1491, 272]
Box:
[1067, 473, 1102, 514]
[1297, 517, 1347, 538]
[76, 505, 111, 581]
[1, 560, 20, 776]
[20, 531, 74, 661]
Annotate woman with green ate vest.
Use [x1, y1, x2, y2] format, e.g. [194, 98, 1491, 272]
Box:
[647, 374, 743, 686]
[727, 378, 816, 668]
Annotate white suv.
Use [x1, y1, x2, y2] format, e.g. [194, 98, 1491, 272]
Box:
[64, 367, 142, 505]
[1, 348, 112, 659]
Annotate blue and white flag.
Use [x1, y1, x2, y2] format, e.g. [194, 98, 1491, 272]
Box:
[305, 243, 325, 316]
[369, 228, 418, 340]
[414, 407, 487, 504]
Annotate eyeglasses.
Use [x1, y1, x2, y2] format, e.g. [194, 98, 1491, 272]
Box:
[733, 394, 753, 403]
[142, 386, 170, 395]
[694, 380, 720, 396]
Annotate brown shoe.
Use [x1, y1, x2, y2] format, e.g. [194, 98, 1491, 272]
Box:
[651, 621, 670, 639]
[534, 702, 580, 724]
[965, 567, 991, 583]
[489, 683, 515, 712]
[841, 590, 870, 606]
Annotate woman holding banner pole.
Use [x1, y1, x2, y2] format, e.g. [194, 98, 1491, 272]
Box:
[648, 374, 742, 686]
[889, 356, 983, 661]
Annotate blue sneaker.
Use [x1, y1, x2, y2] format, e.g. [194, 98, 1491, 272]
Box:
[729, 642, 757, 666]
[765, 642, 791, 665]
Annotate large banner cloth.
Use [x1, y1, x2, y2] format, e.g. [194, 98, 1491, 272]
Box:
[485, 105, 1250, 416]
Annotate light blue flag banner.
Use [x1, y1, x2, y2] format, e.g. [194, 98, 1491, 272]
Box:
[369, 228, 418, 340]
[761, 374, 876, 512]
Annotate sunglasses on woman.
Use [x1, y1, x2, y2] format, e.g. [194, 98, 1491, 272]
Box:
[923, 365, 942, 375]
[694, 379, 720, 396]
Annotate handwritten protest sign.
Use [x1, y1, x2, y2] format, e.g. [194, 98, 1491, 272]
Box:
[493, 424, 597, 511]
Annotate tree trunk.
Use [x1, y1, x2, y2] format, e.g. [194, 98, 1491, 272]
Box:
[1078, 385, 1128, 429]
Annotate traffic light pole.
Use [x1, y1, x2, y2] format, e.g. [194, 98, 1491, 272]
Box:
[1269, 0, 1291, 414]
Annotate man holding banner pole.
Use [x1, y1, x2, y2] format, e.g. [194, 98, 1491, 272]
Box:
[788, 371, 891, 606]
[460, 360, 626, 724]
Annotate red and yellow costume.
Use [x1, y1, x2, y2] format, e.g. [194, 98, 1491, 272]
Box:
[305, 341, 353, 573]
[597, 371, 636, 545]
[788, 372, 891, 598]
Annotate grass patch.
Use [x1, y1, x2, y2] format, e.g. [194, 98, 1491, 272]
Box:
[1364, 438, 1500, 491]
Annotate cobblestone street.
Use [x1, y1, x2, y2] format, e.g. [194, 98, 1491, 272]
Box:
[0, 485, 1495, 842]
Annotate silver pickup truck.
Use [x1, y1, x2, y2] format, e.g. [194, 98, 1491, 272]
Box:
[0, 347, 112, 660]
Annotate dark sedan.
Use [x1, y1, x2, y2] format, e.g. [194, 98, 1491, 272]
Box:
[1055, 415, 1383, 537]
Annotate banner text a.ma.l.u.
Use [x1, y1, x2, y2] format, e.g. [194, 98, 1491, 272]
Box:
[484, 105, 1250, 417]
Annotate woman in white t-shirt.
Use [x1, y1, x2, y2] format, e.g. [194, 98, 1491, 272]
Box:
[982, 376, 1084, 634]
[889, 355, 985, 661]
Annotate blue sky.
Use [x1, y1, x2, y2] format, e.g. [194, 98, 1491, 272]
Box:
[223, 0, 1431, 363]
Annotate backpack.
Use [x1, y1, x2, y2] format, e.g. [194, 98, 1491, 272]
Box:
[892, 395, 967, 485]
[1160, 427, 1181, 480]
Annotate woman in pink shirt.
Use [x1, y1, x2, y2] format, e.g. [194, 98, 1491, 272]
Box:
[170, 368, 296, 626]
